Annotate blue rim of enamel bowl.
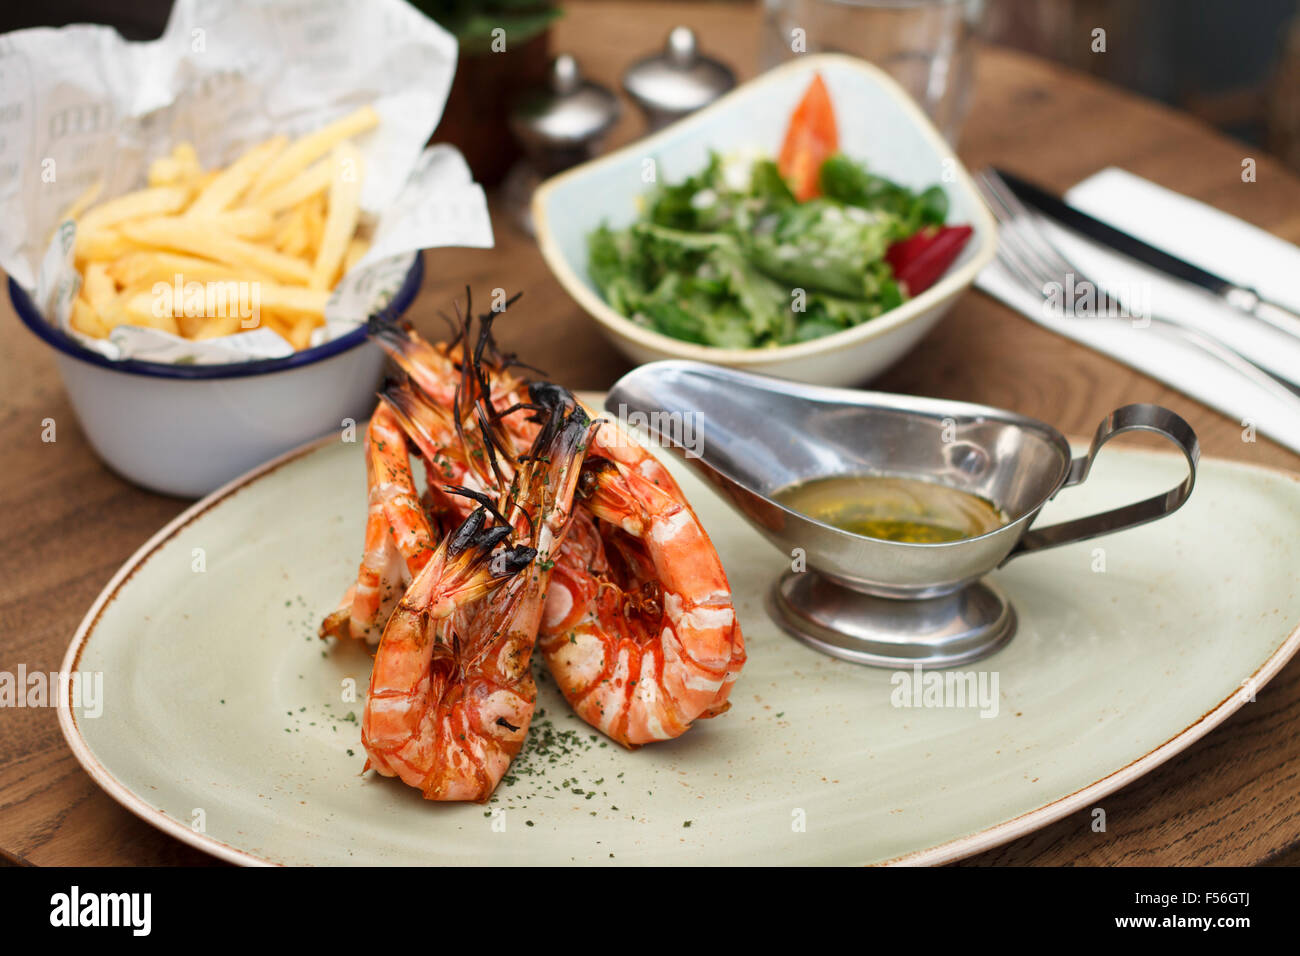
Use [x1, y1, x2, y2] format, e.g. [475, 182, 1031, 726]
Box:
[8, 252, 424, 380]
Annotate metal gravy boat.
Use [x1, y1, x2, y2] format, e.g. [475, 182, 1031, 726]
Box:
[606, 361, 1199, 668]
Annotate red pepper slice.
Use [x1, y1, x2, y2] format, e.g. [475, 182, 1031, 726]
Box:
[886, 225, 973, 295]
[778, 74, 838, 202]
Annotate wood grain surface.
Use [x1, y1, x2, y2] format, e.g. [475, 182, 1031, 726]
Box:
[1, 1, 1297, 866]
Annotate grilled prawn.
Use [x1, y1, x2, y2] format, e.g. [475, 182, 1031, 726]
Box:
[360, 386, 593, 801]
[347, 300, 746, 749]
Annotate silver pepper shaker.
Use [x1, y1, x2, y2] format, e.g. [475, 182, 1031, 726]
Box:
[505, 54, 621, 235]
[509, 54, 621, 178]
[622, 26, 736, 132]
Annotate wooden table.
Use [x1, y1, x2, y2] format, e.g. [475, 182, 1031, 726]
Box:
[2, 1, 1298, 867]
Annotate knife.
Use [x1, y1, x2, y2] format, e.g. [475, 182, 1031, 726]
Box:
[993, 167, 1300, 341]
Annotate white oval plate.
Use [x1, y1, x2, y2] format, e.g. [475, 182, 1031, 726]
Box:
[58, 400, 1300, 865]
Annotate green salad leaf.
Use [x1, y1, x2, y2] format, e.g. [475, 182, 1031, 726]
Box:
[586, 151, 948, 349]
[819, 154, 949, 232]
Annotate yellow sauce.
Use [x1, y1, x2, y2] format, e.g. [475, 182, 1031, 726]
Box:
[774, 474, 1007, 544]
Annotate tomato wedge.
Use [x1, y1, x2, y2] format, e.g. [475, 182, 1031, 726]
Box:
[778, 73, 838, 202]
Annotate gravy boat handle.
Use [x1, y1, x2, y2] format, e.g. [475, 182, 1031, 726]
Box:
[1003, 404, 1199, 562]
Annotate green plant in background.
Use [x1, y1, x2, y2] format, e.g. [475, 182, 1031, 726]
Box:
[409, 0, 561, 55]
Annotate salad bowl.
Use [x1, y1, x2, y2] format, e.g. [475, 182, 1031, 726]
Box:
[533, 54, 997, 386]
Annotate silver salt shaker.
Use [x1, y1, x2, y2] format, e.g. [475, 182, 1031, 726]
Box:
[622, 26, 736, 132]
[509, 54, 621, 177]
[505, 54, 621, 234]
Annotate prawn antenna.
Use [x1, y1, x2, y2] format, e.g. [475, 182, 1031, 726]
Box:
[444, 484, 512, 529]
[434, 307, 459, 340]
[475, 403, 513, 485]
[490, 400, 544, 422]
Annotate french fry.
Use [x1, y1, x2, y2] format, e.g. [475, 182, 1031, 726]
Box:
[311, 142, 363, 289]
[253, 158, 331, 214]
[75, 186, 191, 254]
[261, 310, 293, 343]
[70, 298, 110, 338]
[119, 218, 312, 284]
[283, 232, 310, 259]
[102, 286, 180, 336]
[191, 314, 244, 340]
[207, 207, 276, 240]
[59, 179, 105, 224]
[107, 251, 272, 289]
[187, 136, 288, 217]
[147, 142, 201, 187]
[97, 293, 128, 330]
[286, 315, 319, 350]
[74, 230, 140, 265]
[302, 194, 325, 257]
[266, 312, 322, 351]
[274, 205, 310, 257]
[131, 208, 274, 244]
[148, 155, 184, 187]
[343, 236, 370, 274]
[256, 283, 330, 317]
[176, 312, 205, 339]
[248, 105, 378, 199]
[82, 262, 117, 314]
[171, 143, 202, 183]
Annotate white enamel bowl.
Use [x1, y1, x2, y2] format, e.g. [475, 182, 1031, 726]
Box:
[10, 254, 423, 498]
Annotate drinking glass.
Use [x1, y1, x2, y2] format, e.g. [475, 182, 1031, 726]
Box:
[760, 0, 984, 143]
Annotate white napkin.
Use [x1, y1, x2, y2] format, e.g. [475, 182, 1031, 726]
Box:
[975, 166, 1300, 454]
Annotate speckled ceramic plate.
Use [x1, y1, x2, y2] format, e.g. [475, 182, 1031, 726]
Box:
[57, 396, 1300, 865]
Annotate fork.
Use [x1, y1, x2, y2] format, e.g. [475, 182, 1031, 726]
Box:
[975, 168, 1300, 410]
